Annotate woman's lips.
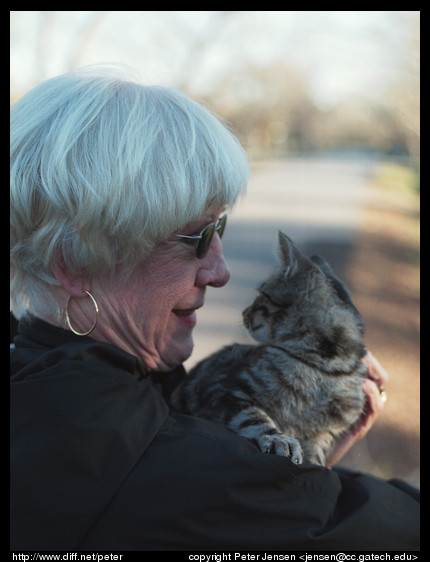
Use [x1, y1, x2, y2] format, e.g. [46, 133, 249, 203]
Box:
[173, 307, 201, 327]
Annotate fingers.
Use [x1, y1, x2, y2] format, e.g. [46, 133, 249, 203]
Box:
[360, 378, 386, 432]
[362, 350, 389, 388]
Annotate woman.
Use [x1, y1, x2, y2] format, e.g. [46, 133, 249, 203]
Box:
[10, 66, 419, 551]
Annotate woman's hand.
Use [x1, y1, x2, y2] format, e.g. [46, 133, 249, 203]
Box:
[325, 350, 389, 468]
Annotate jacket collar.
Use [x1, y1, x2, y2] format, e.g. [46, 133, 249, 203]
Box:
[12, 315, 148, 380]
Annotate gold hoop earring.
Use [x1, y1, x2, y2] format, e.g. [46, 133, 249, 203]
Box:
[65, 290, 99, 336]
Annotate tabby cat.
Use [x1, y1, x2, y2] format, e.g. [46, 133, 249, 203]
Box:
[171, 232, 368, 466]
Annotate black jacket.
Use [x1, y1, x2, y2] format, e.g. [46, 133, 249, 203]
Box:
[10, 318, 419, 551]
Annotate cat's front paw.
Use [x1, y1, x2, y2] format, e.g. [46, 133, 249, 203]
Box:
[259, 434, 304, 464]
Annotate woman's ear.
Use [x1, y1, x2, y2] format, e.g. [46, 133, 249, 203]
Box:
[51, 250, 90, 297]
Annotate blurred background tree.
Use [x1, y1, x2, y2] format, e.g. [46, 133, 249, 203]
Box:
[11, 11, 420, 169]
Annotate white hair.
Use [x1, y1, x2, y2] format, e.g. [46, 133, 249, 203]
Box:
[10, 65, 249, 320]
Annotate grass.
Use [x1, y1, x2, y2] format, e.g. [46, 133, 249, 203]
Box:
[372, 161, 420, 194]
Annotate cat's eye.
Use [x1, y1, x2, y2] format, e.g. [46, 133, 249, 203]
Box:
[259, 290, 282, 308]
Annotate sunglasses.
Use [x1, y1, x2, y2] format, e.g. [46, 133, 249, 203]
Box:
[175, 214, 227, 259]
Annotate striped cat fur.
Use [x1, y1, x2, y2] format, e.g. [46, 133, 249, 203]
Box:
[171, 232, 367, 466]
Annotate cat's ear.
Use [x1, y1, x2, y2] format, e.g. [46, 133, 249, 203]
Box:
[311, 255, 335, 277]
[278, 232, 312, 279]
[311, 255, 354, 302]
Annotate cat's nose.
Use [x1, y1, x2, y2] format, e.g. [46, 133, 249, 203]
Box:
[242, 308, 257, 332]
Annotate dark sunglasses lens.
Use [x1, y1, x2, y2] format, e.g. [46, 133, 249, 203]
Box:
[196, 215, 227, 259]
[196, 223, 215, 259]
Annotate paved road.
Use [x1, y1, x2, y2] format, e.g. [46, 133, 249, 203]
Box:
[186, 155, 376, 368]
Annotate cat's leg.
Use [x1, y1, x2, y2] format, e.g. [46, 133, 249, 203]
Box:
[228, 406, 304, 464]
[300, 432, 335, 466]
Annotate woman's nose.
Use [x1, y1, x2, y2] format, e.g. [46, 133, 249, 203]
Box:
[195, 233, 231, 288]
